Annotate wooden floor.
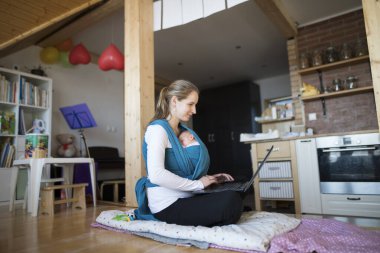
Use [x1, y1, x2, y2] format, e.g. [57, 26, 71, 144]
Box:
[1, 203, 379, 253]
[0, 204, 229, 253]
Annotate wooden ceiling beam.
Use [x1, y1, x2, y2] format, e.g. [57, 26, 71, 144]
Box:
[255, 0, 297, 39]
[0, 0, 103, 50]
[38, 0, 123, 48]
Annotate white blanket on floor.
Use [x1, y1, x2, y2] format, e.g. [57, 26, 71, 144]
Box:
[96, 210, 300, 252]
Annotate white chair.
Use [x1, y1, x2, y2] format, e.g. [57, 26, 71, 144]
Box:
[10, 164, 68, 212]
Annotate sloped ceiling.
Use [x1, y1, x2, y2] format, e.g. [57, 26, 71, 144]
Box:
[0, 0, 109, 57]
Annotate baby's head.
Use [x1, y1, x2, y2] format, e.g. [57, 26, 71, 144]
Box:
[179, 130, 196, 147]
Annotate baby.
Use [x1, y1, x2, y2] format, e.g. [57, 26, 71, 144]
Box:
[179, 130, 200, 167]
[179, 130, 199, 147]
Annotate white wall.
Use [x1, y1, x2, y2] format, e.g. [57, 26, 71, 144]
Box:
[255, 74, 292, 110]
[0, 46, 125, 157]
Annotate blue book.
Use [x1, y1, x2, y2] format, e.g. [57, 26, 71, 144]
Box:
[0, 142, 10, 167]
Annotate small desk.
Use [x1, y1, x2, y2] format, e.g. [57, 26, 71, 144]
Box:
[10, 158, 97, 217]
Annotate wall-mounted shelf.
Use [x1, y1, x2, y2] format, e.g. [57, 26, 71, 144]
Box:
[256, 117, 295, 124]
[301, 86, 373, 101]
[298, 55, 369, 75]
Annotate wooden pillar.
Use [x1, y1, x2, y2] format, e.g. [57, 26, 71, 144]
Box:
[287, 38, 304, 126]
[362, 0, 380, 130]
[124, 0, 155, 207]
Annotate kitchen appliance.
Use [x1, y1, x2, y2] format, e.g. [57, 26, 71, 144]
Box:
[316, 133, 380, 195]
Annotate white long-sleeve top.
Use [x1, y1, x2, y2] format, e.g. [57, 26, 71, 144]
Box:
[145, 124, 204, 213]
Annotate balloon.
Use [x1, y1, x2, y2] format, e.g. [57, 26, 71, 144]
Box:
[98, 44, 124, 71]
[69, 43, 91, 65]
[40, 47, 60, 64]
[59, 52, 72, 68]
[56, 38, 73, 52]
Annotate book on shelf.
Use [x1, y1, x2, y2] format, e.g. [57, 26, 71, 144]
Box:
[0, 111, 15, 134]
[18, 108, 26, 135]
[0, 139, 15, 167]
[19, 77, 48, 107]
[0, 74, 16, 103]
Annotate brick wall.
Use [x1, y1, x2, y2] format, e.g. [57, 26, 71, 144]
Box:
[289, 10, 378, 134]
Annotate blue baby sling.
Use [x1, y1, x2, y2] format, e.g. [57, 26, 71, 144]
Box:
[134, 119, 210, 220]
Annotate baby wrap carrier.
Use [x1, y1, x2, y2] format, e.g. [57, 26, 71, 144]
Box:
[134, 119, 210, 220]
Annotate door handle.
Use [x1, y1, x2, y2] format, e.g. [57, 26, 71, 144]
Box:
[347, 197, 361, 201]
[323, 147, 375, 152]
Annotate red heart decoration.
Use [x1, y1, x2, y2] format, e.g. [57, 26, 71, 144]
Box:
[98, 44, 124, 71]
[69, 43, 91, 65]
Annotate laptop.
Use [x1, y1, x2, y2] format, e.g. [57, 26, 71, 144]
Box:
[193, 145, 274, 194]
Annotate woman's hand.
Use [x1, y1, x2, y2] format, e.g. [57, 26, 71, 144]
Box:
[212, 173, 234, 183]
[199, 175, 217, 188]
[199, 173, 234, 188]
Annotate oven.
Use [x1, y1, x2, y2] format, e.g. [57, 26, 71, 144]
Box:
[316, 133, 380, 195]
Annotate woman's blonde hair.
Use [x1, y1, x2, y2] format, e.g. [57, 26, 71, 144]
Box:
[151, 80, 199, 122]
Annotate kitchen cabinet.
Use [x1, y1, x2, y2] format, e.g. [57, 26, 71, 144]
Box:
[321, 194, 380, 218]
[250, 140, 301, 215]
[295, 138, 322, 214]
[193, 81, 261, 180]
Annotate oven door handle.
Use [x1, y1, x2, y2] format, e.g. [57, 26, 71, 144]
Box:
[322, 147, 376, 152]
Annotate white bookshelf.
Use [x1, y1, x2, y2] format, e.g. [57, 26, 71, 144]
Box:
[0, 67, 52, 203]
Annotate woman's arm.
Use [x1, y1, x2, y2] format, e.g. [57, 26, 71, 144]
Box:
[146, 125, 204, 191]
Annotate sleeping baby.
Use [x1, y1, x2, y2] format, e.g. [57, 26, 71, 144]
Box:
[179, 130, 200, 167]
[178, 130, 199, 147]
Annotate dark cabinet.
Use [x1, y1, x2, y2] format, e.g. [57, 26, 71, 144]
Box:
[193, 81, 261, 180]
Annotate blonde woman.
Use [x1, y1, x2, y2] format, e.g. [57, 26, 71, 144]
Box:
[135, 80, 242, 227]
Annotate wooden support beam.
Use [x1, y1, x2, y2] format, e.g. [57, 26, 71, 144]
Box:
[255, 0, 297, 39]
[38, 0, 124, 48]
[124, 0, 155, 207]
[362, 0, 380, 132]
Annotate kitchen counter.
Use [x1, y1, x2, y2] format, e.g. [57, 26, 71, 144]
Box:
[243, 129, 379, 143]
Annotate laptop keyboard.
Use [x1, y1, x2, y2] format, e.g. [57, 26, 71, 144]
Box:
[208, 181, 245, 191]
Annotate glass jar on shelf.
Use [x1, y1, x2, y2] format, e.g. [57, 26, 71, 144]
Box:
[332, 78, 343, 91]
[312, 49, 323, 66]
[340, 43, 352, 60]
[299, 52, 310, 69]
[326, 46, 337, 63]
[345, 76, 358, 89]
[354, 38, 368, 57]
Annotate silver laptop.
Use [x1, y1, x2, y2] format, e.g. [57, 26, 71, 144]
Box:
[193, 145, 274, 194]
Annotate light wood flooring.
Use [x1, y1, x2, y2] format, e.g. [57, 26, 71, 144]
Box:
[0, 203, 229, 253]
[1, 203, 379, 253]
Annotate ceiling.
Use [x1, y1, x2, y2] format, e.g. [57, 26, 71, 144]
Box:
[0, 0, 105, 56]
[153, 0, 362, 89]
[1, 0, 363, 90]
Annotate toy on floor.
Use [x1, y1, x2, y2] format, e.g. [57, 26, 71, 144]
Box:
[112, 210, 136, 222]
